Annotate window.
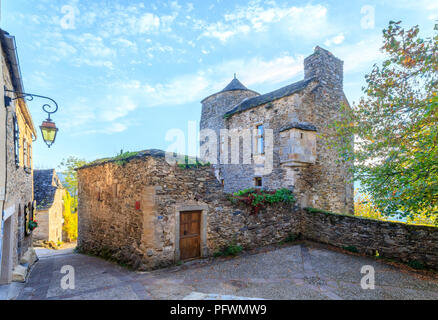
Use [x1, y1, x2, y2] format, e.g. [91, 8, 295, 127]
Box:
[13, 115, 20, 167]
[28, 143, 32, 169]
[255, 124, 264, 154]
[23, 139, 28, 168]
[220, 135, 225, 154]
[254, 177, 262, 187]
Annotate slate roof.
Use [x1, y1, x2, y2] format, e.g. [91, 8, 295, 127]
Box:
[34, 169, 62, 210]
[224, 77, 317, 117]
[221, 78, 250, 92]
[201, 77, 259, 103]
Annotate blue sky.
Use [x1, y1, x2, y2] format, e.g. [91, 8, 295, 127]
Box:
[2, 0, 437, 169]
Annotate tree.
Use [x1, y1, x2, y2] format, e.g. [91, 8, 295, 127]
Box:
[58, 156, 87, 212]
[331, 21, 438, 222]
[62, 191, 78, 241]
[354, 192, 387, 221]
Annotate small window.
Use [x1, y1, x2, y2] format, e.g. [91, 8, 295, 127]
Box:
[300, 132, 304, 139]
[255, 124, 264, 154]
[23, 139, 28, 168]
[220, 135, 226, 154]
[28, 143, 32, 169]
[254, 177, 262, 187]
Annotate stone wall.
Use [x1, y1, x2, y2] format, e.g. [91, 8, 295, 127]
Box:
[302, 209, 438, 269]
[224, 85, 319, 198]
[77, 151, 301, 271]
[1, 46, 34, 269]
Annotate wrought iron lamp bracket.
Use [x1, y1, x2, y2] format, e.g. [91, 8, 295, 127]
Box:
[4, 87, 59, 120]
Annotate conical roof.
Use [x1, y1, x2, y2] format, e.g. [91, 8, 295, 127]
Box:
[221, 77, 250, 92]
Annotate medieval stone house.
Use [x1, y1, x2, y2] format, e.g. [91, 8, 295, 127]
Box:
[77, 47, 355, 270]
[200, 46, 353, 214]
[77, 150, 299, 270]
[76, 46, 438, 271]
[0, 30, 37, 284]
[33, 169, 65, 243]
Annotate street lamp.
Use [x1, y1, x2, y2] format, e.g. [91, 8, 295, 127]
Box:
[4, 88, 59, 148]
[40, 116, 58, 148]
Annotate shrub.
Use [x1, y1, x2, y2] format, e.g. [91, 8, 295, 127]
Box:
[285, 233, 299, 243]
[214, 244, 243, 257]
[230, 188, 296, 215]
[408, 260, 425, 270]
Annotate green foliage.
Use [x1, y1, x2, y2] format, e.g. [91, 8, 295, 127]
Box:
[62, 191, 78, 241]
[223, 113, 231, 119]
[408, 260, 425, 270]
[230, 188, 296, 215]
[328, 21, 438, 222]
[285, 233, 300, 243]
[177, 155, 210, 169]
[113, 151, 139, 166]
[28, 220, 38, 231]
[214, 243, 243, 257]
[58, 156, 88, 212]
[343, 246, 359, 253]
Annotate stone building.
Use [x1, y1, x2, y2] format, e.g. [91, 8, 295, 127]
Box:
[200, 46, 353, 214]
[33, 169, 65, 243]
[77, 150, 300, 270]
[77, 150, 438, 271]
[0, 30, 37, 284]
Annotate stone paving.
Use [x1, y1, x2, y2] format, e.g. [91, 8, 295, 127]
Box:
[13, 243, 438, 300]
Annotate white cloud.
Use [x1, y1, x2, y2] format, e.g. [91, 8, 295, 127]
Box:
[111, 38, 138, 51]
[198, 2, 332, 42]
[331, 35, 385, 73]
[101, 96, 138, 122]
[324, 33, 345, 47]
[111, 53, 304, 108]
[138, 13, 161, 33]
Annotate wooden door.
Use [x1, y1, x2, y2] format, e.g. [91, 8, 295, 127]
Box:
[179, 211, 201, 260]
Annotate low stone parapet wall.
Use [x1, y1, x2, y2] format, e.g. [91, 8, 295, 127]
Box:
[301, 208, 438, 269]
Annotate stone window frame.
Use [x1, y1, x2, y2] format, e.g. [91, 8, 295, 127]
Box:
[254, 123, 265, 155]
[174, 204, 208, 262]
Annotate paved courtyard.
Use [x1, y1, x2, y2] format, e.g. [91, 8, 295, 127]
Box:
[14, 243, 438, 300]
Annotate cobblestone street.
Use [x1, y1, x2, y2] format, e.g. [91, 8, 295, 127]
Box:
[13, 243, 438, 300]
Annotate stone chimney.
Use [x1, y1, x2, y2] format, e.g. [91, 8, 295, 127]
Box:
[304, 46, 343, 93]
